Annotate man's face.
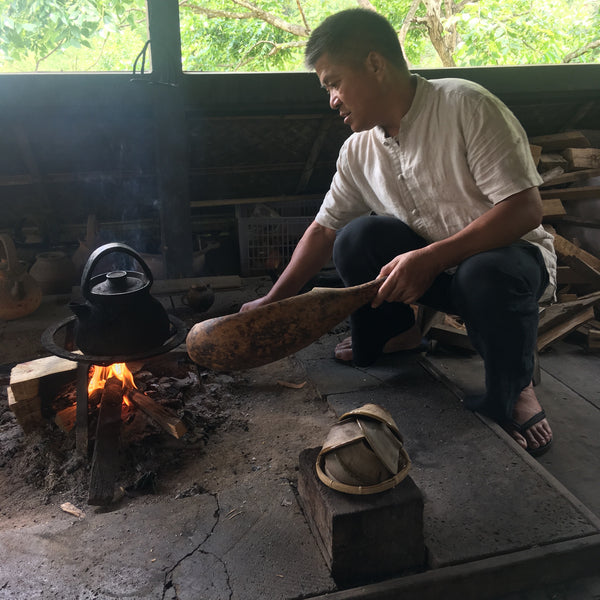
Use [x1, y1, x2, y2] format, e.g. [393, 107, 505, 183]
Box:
[315, 53, 383, 133]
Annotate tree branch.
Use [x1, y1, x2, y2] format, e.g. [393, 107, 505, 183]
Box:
[179, 2, 253, 21]
[356, 0, 378, 10]
[398, 0, 422, 50]
[229, 0, 309, 36]
[563, 39, 600, 63]
[295, 0, 310, 33]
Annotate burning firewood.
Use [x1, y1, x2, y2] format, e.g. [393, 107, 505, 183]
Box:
[88, 376, 123, 506]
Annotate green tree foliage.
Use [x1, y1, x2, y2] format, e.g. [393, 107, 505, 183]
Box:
[0, 0, 147, 71]
[0, 0, 598, 72]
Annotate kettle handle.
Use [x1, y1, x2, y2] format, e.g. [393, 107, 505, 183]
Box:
[81, 242, 154, 300]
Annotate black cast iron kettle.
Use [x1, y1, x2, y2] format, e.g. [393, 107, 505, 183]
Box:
[69, 242, 171, 356]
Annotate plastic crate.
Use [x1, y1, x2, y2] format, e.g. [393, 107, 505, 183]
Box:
[237, 199, 321, 277]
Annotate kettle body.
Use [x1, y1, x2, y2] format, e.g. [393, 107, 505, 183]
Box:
[70, 243, 171, 356]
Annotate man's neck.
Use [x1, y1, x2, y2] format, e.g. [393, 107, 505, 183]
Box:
[381, 74, 416, 138]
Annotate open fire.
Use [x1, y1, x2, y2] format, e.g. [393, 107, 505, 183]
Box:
[87, 363, 136, 406]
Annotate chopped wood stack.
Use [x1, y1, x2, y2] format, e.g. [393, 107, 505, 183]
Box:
[530, 130, 600, 351]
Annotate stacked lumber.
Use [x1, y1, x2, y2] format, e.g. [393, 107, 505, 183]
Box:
[529, 130, 600, 351]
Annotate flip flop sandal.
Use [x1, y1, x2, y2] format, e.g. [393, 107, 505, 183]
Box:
[506, 409, 553, 457]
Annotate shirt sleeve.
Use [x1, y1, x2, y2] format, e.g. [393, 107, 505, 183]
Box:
[315, 139, 372, 230]
[462, 90, 543, 204]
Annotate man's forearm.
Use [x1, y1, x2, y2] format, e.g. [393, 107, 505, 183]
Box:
[264, 220, 337, 302]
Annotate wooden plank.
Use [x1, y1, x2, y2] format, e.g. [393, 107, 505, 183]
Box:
[540, 186, 600, 202]
[551, 232, 600, 273]
[529, 144, 542, 166]
[88, 376, 123, 506]
[190, 193, 323, 209]
[151, 275, 242, 295]
[542, 198, 566, 217]
[562, 147, 600, 170]
[528, 131, 591, 152]
[55, 405, 77, 432]
[538, 292, 600, 335]
[539, 168, 600, 188]
[9, 355, 78, 402]
[128, 389, 187, 438]
[538, 153, 568, 172]
[76, 364, 90, 457]
[428, 323, 475, 351]
[537, 305, 595, 351]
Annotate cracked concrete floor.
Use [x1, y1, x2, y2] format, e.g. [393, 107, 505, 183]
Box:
[0, 355, 338, 600]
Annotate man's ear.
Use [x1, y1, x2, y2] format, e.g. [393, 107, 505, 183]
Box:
[365, 51, 386, 76]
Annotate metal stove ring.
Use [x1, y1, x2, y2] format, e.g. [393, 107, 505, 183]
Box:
[42, 314, 188, 366]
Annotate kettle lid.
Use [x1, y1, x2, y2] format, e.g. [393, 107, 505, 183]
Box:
[89, 270, 147, 297]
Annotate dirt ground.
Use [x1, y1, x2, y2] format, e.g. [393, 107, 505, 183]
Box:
[0, 349, 336, 530]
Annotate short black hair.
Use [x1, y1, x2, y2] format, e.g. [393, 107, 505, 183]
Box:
[305, 9, 407, 71]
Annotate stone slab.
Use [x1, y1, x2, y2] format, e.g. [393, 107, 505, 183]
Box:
[424, 350, 600, 517]
[318, 360, 599, 569]
[298, 447, 426, 588]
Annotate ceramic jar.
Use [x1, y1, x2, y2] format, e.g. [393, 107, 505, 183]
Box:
[0, 234, 42, 320]
[30, 250, 76, 295]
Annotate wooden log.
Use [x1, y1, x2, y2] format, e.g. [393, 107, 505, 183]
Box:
[542, 198, 566, 218]
[538, 305, 595, 351]
[537, 292, 600, 351]
[150, 275, 242, 295]
[127, 389, 187, 439]
[549, 231, 600, 288]
[528, 131, 591, 152]
[529, 144, 542, 166]
[539, 167, 600, 188]
[8, 356, 78, 432]
[540, 186, 600, 202]
[562, 147, 600, 171]
[55, 405, 77, 432]
[574, 319, 600, 350]
[538, 153, 568, 172]
[88, 377, 123, 506]
[9, 356, 78, 403]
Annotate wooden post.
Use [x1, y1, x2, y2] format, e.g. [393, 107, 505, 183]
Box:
[146, 0, 193, 278]
[88, 377, 123, 506]
[76, 363, 90, 457]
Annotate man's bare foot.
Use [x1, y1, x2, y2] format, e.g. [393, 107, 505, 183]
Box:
[334, 324, 423, 363]
[508, 382, 553, 454]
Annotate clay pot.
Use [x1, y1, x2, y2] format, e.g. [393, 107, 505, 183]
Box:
[0, 234, 42, 320]
[30, 250, 76, 295]
[181, 284, 215, 313]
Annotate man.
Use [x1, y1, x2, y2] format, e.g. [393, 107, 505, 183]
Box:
[241, 9, 556, 456]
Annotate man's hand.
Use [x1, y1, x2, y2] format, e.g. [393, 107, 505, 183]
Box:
[372, 248, 441, 307]
[240, 296, 272, 313]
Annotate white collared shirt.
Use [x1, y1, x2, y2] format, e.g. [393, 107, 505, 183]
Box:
[315, 74, 556, 301]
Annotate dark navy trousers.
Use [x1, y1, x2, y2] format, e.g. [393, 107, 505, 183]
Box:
[333, 215, 549, 422]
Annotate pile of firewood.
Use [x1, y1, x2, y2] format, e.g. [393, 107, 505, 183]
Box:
[531, 130, 600, 351]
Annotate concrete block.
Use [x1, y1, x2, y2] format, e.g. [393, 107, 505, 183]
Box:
[298, 447, 426, 588]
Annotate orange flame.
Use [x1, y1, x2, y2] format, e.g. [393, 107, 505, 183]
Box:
[88, 363, 136, 406]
